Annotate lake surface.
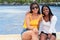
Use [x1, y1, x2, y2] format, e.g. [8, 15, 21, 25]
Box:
[0, 5, 60, 34]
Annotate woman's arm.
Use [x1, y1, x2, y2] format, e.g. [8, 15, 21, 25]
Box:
[38, 14, 43, 30]
[48, 15, 57, 33]
[25, 13, 34, 30]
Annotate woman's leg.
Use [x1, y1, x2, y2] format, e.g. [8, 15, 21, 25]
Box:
[40, 33, 47, 40]
[50, 34, 56, 40]
[22, 30, 39, 40]
[31, 32, 39, 40]
[22, 30, 32, 40]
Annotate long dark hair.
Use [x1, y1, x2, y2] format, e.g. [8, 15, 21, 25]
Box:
[30, 2, 40, 14]
[41, 5, 53, 21]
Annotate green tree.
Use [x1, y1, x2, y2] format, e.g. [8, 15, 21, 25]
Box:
[0, 0, 3, 3]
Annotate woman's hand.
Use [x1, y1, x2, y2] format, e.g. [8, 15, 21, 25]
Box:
[32, 28, 39, 35]
[48, 33, 52, 38]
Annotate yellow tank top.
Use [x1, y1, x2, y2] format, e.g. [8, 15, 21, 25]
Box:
[23, 13, 43, 29]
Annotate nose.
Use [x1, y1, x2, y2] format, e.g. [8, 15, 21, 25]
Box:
[34, 8, 37, 10]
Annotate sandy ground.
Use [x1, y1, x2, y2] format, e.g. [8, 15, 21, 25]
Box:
[0, 34, 21, 40]
[56, 32, 60, 40]
[0, 32, 60, 40]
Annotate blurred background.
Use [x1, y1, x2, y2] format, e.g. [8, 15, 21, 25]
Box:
[0, 0, 60, 6]
[0, 0, 60, 34]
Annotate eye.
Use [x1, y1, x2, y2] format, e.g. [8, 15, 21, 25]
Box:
[32, 6, 38, 9]
[46, 8, 48, 10]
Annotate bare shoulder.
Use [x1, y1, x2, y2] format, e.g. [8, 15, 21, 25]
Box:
[25, 12, 31, 17]
[39, 14, 43, 18]
[38, 14, 43, 22]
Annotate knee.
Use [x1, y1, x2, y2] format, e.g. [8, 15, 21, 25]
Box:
[40, 33, 47, 40]
[22, 33, 26, 40]
[22, 32, 32, 40]
[50, 35, 56, 40]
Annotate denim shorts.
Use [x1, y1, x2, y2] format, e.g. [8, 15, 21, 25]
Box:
[21, 28, 29, 34]
[41, 31, 56, 37]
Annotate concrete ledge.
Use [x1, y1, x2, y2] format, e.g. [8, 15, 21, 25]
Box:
[0, 32, 60, 40]
[0, 34, 22, 40]
[57, 32, 60, 40]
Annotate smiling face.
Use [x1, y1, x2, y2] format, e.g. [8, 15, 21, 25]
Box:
[31, 4, 39, 14]
[42, 5, 53, 21]
[43, 6, 49, 16]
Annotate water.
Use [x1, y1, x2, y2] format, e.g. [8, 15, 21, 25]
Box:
[0, 5, 60, 34]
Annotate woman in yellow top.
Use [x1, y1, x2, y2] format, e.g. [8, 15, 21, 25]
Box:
[22, 2, 42, 40]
